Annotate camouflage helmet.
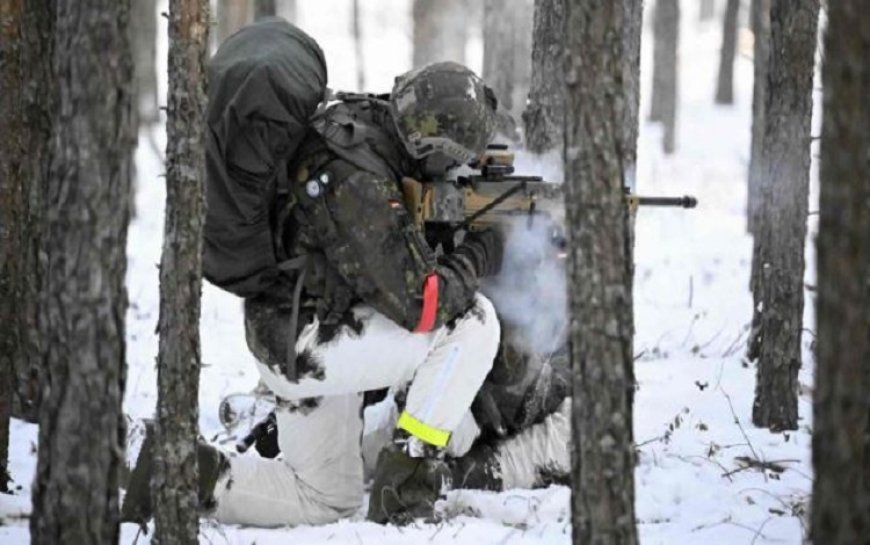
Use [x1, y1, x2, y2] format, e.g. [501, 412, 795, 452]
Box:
[390, 62, 497, 164]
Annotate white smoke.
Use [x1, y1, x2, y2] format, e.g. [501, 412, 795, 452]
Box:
[481, 214, 569, 356]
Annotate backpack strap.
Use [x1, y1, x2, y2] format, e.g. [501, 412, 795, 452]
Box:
[276, 254, 311, 382]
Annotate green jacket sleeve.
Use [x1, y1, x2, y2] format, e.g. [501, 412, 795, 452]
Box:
[321, 168, 484, 331]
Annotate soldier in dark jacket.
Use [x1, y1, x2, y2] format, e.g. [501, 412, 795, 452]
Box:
[207, 62, 505, 526]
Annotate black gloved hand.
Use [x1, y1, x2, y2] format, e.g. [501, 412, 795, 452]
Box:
[454, 228, 505, 278]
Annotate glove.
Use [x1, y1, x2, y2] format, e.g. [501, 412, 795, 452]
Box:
[454, 228, 505, 278]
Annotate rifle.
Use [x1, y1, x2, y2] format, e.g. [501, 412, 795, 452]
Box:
[402, 144, 696, 250]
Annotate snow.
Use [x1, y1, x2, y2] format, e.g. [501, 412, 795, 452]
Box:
[1, 1, 820, 544]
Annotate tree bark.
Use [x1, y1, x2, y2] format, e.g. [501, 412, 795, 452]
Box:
[0, 0, 53, 426]
[30, 0, 134, 543]
[483, 0, 533, 123]
[153, 1, 209, 543]
[218, 0, 250, 43]
[749, 0, 818, 432]
[649, 0, 679, 153]
[746, 0, 770, 235]
[523, 0, 566, 154]
[811, 0, 870, 541]
[563, 1, 640, 543]
[714, 0, 740, 104]
[132, 0, 160, 124]
[412, 0, 466, 68]
[254, 0, 275, 20]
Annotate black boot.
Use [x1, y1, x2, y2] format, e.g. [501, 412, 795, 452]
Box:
[121, 423, 230, 524]
[448, 441, 504, 491]
[367, 443, 452, 524]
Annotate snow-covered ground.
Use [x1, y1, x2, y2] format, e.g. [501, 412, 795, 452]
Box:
[1, 1, 820, 543]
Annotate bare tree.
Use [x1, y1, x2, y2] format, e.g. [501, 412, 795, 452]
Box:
[412, 0, 466, 68]
[0, 0, 53, 426]
[563, 0, 641, 543]
[811, 0, 870, 541]
[747, 0, 770, 234]
[254, 0, 275, 19]
[699, 0, 716, 21]
[30, 0, 135, 543]
[523, 0, 566, 154]
[153, 0, 209, 542]
[483, 0, 533, 125]
[352, 0, 365, 91]
[749, 0, 819, 432]
[714, 0, 740, 104]
[218, 0, 251, 43]
[279, 0, 296, 22]
[133, 0, 160, 124]
[649, 0, 679, 153]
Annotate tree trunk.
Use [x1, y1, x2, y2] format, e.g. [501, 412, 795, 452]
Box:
[699, 0, 715, 21]
[649, 0, 679, 153]
[412, 0, 466, 68]
[749, 0, 818, 432]
[279, 0, 296, 22]
[30, 0, 134, 543]
[483, 0, 533, 124]
[563, 0, 640, 543]
[714, 0, 740, 104]
[218, 0, 251, 43]
[132, 0, 160, 124]
[523, 0, 566, 154]
[254, 0, 275, 20]
[811, 0, 870, 541]
[352, 0, 365, 91]
[0, 0, 53, 426]
[153, 1, 209, 543]
[747, 0, 770, 234]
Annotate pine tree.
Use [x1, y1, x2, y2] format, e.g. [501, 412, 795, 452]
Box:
[0, 0, 53, 426]
[30, 0, 135, 543]
[254, 0, 275, 20]
[153, 0, 210, 542]
[649, 0, 679, 154]
[746, 0, 770, 235]
[749, 0, 818, 431]
[412, 0, 466, 68]
[218, 0, 251, 43]
[714, 0, 740, 105]
[132, 0, 160, 124]
[563, 0, 641, 543]
[524, 0, 566, 154]
[483, 0, 533, 126]
[811, 0, 870, 541]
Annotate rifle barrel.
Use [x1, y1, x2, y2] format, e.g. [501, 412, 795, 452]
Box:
[635, 195, 697, 208]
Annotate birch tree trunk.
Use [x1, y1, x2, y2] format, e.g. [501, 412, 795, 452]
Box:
[749, 0, 818, 432]
[30, 0, 135, 543]
[483, 0, 533, 123]
[133, 0, 160, 124]
[153, 0, 209, 543]
[714, 0, 740, 104]
[0, 0, 53, 425]
[412, 0, 466, 68]
[523, 0, 566, 154]
[811, 0, 870, 541]
[563, 1, 640, 543]
[746, 0, 770, 235]
[649, 0, 679, 153]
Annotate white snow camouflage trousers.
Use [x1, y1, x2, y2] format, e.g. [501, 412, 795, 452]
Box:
[213, 293, 500, 526]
